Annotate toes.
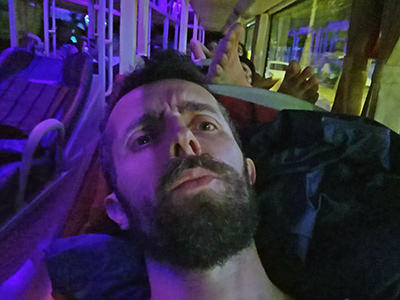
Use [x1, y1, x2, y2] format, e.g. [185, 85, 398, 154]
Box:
[286, 61, 301, 77]
[225, 41, 233, 54]
[297, 66, 313, 83]
[189, 39, 206, 59]
[308, 75, 319, 92]
[304, 89, 319, 104]
[225, 23, 242, 57]
[206, 62, 218, 81]
[302, 76, 319, 104]
[213, 38, 232, 62]
[221, 53, 228, 66]
[283, 63, 298, 81]
[227, 23, 244, 41]
[216, 64, 224, 76]
[300, 74, 318, 90]
[294, 69, 312, 91]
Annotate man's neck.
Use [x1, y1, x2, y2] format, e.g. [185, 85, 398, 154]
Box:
[145, 244, 293, 300]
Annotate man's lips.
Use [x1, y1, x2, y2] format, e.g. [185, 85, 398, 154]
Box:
[169, 167, 219, 192]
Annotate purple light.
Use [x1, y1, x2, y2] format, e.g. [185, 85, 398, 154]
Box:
[0, 259, 35, 298]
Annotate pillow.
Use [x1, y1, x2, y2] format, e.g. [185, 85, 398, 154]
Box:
[45, 234, 149, 300]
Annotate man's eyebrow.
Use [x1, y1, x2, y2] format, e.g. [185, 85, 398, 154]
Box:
[124, 113, 161, 137]
[123, 102, 218, 138]
[178, 102, 218, 115]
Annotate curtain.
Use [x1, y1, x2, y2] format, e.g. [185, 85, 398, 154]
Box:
[361, 0, 400, 133]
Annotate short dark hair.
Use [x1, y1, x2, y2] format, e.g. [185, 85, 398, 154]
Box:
[239, 56, 255, 84]
[100, 50, 243, 192]
[204, 31, 225, 48]
[238, 42, 248, 58]
[118, 50, 207, 103]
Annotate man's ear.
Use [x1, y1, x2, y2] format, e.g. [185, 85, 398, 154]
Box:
[245, 158, 256, 185]
[104, 192, 129, 230]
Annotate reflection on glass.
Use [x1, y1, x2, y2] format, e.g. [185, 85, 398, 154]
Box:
[245, 23, 255, 59]
[267, 0, 352, 108]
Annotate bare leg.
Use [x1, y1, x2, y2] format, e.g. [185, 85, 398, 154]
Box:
[278, 61, 319, 103]
[206, 23, 251, 87]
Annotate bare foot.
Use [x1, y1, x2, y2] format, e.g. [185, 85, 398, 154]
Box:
[206, 23, 251, 87]
[190, 39, 206, 60]
[252, 72, 279, 90]
[278, 61, 319, 103]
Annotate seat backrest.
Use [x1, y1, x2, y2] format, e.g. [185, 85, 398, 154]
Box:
[17, 55, 64, 84]
[0, 52, 93, 139]
[59, 53, 93, 139]
[0, 77, 72, 135]
[0, 48, 34, 83]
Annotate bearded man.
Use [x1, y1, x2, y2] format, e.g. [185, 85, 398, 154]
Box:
[98, 49, 293, 300]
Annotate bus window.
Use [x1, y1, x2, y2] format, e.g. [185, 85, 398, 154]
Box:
[0, 0, 43, 52]
[266, 0, 353, 109]
[244, 20, 255, 59]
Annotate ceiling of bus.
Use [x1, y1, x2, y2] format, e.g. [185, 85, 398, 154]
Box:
[190, 0, 244, 32]
[191, 0, 285, 32]
[54, 0, 286, 32]
[241, 0, 283, 19]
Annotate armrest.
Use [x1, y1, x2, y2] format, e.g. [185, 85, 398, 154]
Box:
[16, 119, 65, 209]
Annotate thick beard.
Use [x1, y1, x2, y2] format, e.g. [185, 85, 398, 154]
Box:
[123, 154, 259, 270]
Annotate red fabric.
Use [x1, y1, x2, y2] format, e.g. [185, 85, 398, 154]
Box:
[217, 95, 279, 127]
[254, 104, 279, 123]
[217, 95, 255, 128]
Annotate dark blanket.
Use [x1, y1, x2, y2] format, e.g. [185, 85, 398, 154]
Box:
[247, 110, 400, 300]
[46, 110, 400, 300]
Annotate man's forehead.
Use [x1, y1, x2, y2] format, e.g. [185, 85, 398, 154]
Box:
[107, 79, 220, 131]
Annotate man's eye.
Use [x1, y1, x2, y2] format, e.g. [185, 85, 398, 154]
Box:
[136, 135, 152, 146]
[128, 134, 153, 151]
[199, 121, 217, 131]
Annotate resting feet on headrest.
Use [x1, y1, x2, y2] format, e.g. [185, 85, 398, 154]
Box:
[278, 61, 319, 104]
[206, 23, 251, 87]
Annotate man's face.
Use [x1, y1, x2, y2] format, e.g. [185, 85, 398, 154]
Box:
[105, 79, 258, 269]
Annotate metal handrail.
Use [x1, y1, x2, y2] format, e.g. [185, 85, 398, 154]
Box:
[105, 0, 114, 96]
[16, 119, 65, 210]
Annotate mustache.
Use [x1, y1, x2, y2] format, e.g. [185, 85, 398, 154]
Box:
[158, 154, 238, 192]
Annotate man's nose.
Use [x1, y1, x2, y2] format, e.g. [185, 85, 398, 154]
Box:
[170, 126, 201, 157]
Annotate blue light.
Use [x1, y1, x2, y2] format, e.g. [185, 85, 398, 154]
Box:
[77, 22, 85, 30]
[70, 36, 78, 43]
